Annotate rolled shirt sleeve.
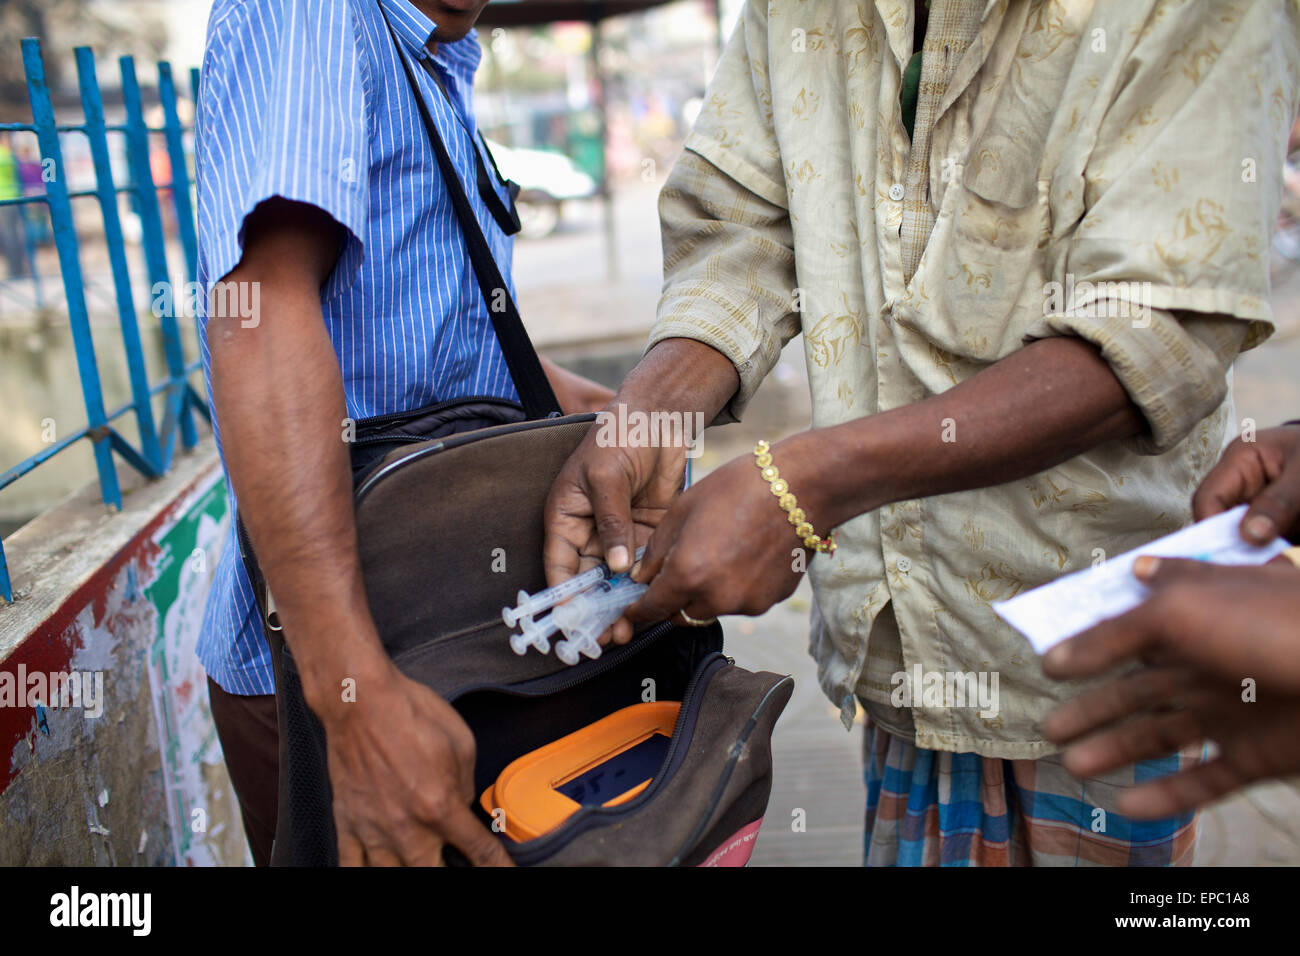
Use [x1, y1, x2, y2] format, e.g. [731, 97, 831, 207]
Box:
[1025, 0, 1300, 453]
[196, 0, 373, 303]
[649, 0, 798, 424]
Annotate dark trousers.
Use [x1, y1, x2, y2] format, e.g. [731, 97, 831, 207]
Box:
[207, 677, 278, 866]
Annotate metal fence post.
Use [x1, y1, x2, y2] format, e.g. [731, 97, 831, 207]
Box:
[74, 45, 165, 476]
[21, 38, 123, 511]
[119, 54, 198, 462]
[158, 62, 199, 287]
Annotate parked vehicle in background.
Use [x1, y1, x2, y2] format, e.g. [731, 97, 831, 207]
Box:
[487, 139, 598, 239]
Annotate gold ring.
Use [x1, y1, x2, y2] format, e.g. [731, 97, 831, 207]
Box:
[678, 609, 716, 627]
[1284, 546, 1300, 570]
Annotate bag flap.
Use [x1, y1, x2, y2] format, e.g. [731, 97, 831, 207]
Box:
[354, 414, 594, 667]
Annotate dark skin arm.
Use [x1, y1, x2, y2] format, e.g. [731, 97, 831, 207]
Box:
[628, 335, 1143, 621]
[545, 333, 1144, 629]
[805, 336, 1141, 526]
[209, 198, 511, 867]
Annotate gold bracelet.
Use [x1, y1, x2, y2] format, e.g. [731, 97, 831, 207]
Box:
[754, 440, 837, 554]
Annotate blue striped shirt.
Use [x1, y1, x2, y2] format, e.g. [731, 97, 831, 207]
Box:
[195, 0, 519, 694]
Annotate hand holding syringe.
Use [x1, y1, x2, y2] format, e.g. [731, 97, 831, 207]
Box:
[502, 548, 647, 663]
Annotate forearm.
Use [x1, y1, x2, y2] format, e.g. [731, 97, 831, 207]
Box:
[799, 336, 1145, 529]
[653, 146, 798, 423]
[209, 273, 387, 714]
[615, 336, 741, 421]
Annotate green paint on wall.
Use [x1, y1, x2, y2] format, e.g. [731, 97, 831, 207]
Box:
[144, 475, 228, 657]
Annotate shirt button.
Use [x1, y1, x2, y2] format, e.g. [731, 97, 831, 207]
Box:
[888, 183, 905, 201]
[896, 556, 912, 573]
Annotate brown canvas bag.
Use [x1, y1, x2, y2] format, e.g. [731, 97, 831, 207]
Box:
[260, 409, 792, 866]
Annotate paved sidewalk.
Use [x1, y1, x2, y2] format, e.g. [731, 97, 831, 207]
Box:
[726, 581, 865, 867]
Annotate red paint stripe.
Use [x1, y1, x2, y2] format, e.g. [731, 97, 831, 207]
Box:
[0, 466, 217, 793]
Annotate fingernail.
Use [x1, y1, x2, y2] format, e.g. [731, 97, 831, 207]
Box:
[1244, 515, 1276, 544]
[1133, 555, 1160, 581]
[608, 546, 629, 572]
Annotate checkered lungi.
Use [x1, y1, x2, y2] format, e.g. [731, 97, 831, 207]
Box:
[862, 721, 1201, 866]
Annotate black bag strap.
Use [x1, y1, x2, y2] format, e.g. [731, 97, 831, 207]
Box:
[416, 57, 523, 239]
[380, 7, 561, 420]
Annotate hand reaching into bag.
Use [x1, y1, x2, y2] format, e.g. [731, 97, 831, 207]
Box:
[319, 658, 514, 867]
[625, 437, 818, 626]
[543, 428, 686, 644]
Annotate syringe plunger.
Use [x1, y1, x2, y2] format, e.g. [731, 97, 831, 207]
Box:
[510, 613, 559, 656]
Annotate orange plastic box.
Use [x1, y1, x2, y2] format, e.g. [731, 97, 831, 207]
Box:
[480, 701, 681, 842]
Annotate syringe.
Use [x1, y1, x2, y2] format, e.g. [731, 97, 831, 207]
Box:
[553, 574, 648, 665]
[509, 612, 559, 656]
[502, 547, 646, 628]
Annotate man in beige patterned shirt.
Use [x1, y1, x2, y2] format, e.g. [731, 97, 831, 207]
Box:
[545, 0, 1300, 864]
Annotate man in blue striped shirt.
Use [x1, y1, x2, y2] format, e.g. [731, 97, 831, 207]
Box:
[196, 0, 610, 865]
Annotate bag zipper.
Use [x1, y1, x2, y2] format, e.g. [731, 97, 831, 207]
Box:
[666, 673, 793, 865]
[350, 394, 523, 431]
[441, 618, 679, 703]
[632, 652, 728, 796]
[505, 650, 731, 865]
[350, 431, 437, 447]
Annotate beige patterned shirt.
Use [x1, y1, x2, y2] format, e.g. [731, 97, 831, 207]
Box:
[650, 0, 1300, 758]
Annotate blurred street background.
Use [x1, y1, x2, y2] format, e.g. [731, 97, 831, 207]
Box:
[2, 0, 1299, 865]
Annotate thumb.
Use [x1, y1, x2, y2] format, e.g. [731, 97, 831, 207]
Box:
[1239, 471, 1300, 545]
[590, 462, 636, 574]
[443, 802, 514, 867]
[1131, 555, 1217, 589]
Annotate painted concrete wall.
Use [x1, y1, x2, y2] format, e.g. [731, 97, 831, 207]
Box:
[0, 440, 248, 865]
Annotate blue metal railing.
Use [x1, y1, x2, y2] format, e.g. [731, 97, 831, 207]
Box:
[0, 39, 210, 602]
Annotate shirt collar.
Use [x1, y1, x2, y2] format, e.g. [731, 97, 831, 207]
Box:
[379, 0, 482, 72]
[875, 0, 1005, 73]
